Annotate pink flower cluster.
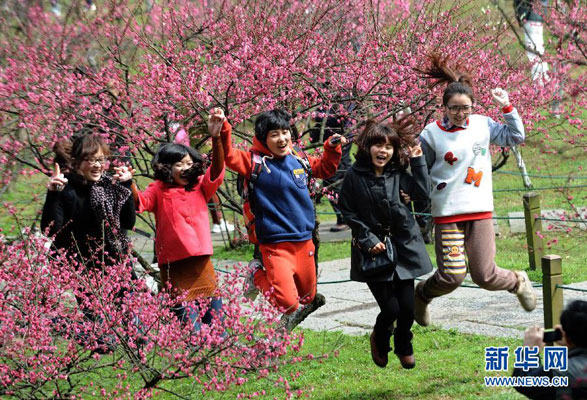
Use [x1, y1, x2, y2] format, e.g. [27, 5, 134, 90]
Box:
[0, 232, 312, 398]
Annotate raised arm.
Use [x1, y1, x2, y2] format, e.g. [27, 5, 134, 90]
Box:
[113, 165, 154, 214]
[134, 181, 160, 213]
[41, 164, 69, 235]
[307, 135, 343, 179]
[399, 144, 431, 202]
[207, 107, 226, 182]
[220, 120, 253, 176]
[419, 133, 436, 171]
[488, 88, 525, 146]
[118, 181, 136, 230]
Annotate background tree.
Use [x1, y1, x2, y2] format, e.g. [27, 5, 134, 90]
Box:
[0, 0, 584, 396]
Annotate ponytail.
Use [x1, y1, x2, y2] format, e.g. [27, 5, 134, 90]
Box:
[417, 53, 475, 105]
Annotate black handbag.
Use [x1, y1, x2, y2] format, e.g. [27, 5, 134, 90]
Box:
[353, 236, 397, 277]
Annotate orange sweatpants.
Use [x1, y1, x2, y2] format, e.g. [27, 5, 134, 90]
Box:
[255, 240, 317, 314]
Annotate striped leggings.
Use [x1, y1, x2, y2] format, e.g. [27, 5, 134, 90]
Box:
[419, 218, 517, 302]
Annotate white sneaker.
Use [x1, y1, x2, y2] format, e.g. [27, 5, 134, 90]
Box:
[514, 271, 537, 312]
[414, 282, 431, 327]
[219, 220, 234, 232]
[243, 259, 263, 300]
[211, 224, 221, 234]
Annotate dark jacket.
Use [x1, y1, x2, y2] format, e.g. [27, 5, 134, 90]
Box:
[41, 173, 136, 264]
[514, 347, 587, 400]
[338, 156, 433, 282]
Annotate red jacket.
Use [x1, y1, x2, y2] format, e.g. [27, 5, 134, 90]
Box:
[137, 167, 225, 264]
[219, 120, 342, 179]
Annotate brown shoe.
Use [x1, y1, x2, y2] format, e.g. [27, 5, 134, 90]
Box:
[369, 330, 388, 368]
[329, 224, 350, 232]
[397, 353, 415, 369]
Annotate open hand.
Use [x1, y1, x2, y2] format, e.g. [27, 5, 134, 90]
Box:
[112, 165, 135, 183]
[370, 241, 386, 255]
[408, 142, 423, 158]
[47, 163, 68, 192]
[208, 107, 226, 138]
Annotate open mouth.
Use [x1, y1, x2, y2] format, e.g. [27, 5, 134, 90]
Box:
[277, 143, 288, 150]
[376, 155, 388, 162]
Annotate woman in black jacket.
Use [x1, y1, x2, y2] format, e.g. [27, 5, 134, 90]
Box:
[42, 134, 135, 265]
[338, 119, 433, 369]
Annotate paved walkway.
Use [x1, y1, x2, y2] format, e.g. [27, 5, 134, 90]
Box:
[132, 221, 587, 340]
[131, 221, 351, 260]
[299, 258, 587, 338]
[215, 256, 587, 339]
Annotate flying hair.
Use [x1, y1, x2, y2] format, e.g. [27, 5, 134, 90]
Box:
[417, 53, 475, 105]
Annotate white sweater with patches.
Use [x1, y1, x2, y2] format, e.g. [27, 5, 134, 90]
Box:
[420, 109, 525, 218]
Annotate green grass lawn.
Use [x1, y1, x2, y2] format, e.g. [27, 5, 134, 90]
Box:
[149, 327, 524, 399]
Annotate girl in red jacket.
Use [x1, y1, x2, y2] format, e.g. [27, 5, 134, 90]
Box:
[124, 108, 227, 331]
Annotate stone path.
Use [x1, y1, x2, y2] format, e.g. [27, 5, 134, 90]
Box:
[131, 221, 587, 340]
[299, 257, 587, 339]
[214, 256, 587, 339]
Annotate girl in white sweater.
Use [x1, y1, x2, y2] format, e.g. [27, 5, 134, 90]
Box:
[414, 54, 537, 327]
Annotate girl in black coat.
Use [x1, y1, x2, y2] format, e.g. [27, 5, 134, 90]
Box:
[338, 119, 433, 369]
[41, 135, 137, 353]
[42, 135, 136, 265]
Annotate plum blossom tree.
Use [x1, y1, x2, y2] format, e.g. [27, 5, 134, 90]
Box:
[0, 0, 584, 396]
[0, 229, 311, 398]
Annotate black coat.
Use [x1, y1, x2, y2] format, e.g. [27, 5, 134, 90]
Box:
[41, 173, 136, 264]
[338, 156, 433, 282]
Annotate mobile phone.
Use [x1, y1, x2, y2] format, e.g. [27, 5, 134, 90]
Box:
[330, 134, 355, 144]
[543, 328, 562, 342]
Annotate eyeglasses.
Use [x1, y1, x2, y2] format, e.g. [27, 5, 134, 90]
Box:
[446, 105, 473, 114]
[83, 157, 107, 166]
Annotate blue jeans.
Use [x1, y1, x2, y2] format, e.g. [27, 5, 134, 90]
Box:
[173, 297, 223, 332]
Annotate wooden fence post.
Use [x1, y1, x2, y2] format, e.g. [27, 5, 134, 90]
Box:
[542, 255, 563, 329]
[523, 193, 543, 270]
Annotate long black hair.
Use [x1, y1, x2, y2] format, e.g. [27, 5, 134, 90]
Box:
[152, 143, 205, 190]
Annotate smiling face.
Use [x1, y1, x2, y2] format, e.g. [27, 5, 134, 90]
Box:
[171, 154, 194, 186]
[370, 139, 394, 175]
[265, 128, 292, 157]
[78, 149, 106, 182]
[444, 93, 473, 127]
